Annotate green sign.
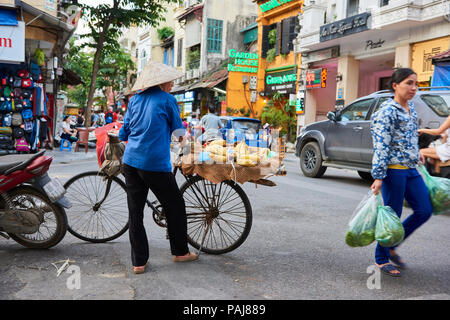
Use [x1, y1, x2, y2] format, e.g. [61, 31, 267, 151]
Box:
[265, 67, 297, 95]
[260, 0, 293, 13]
[266, 73, 297, 85]
[228, 49, 259, 73]
[296, 98, 304, 114]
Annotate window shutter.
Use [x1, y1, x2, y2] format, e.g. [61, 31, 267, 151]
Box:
[288, 16, 299, 52]
[177, 38, 183, 67]
[275, 22, 281, 56]
[261, 25, 270, 58]
[281, 18, 291, 54]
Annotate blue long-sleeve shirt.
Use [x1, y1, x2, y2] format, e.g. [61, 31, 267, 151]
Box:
[119, 86, 185, 172]
[370, 98, 420, 180]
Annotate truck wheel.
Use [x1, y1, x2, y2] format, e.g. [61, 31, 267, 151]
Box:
[300, 142, 327, 178]
[358, 171, 374, 183]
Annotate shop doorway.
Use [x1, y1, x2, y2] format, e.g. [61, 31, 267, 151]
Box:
[358, 52, 394, 97]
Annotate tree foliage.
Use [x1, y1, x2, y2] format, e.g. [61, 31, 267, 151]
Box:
[73, 0, 181, 126]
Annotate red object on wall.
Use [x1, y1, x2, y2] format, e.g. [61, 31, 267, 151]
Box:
[47, 94, 54, 137]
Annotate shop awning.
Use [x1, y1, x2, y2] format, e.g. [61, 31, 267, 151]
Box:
[189, 69, 228, 90]
[171, 83, 193, 93]
[0, 8, 18, 26]
[432, 49, 450, 64]
[60, 68, 84, 86]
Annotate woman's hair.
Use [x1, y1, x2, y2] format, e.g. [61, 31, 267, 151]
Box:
[388, 68, 416, 92]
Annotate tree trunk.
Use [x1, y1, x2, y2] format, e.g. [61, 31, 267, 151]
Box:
[85, 18, 112, 127]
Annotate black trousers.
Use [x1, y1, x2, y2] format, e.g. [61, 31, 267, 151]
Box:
[122, 164, 189, 266]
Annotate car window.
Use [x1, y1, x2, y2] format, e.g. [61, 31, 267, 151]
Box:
[339, 99, 374, 122]
[220, 119, 229, 127]
[370, 96, 393, 118]
[420, 94, 450, 117]
[232, 120, 261, 133]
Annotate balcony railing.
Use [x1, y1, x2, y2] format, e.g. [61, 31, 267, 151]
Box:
[186, 59, 200, 71]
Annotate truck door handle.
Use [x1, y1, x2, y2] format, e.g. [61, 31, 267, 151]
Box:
[353, 126, 363, 131]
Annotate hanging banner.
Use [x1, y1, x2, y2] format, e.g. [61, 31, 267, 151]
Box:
[0, 21, 25, 63]
[306, 68, 327, 89]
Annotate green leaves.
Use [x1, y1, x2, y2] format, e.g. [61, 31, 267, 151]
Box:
[157, 26, 175, 41]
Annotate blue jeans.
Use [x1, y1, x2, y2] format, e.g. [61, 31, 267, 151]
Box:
[375, 168, 433, 264]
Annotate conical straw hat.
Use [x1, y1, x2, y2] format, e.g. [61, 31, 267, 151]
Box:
[131, 60, 184, 93]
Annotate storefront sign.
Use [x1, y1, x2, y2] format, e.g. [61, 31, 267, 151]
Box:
[228, 49, 258, 73]
[320, 13, 370, 42]
[184, 91, 194, 102]
[366, 39, 385, 50]
[306, 68, 327, 89]
[265, 68, 297, 95]
[411, 36, 450, 82]
[221, 101, 227, 116]
[184, 102, 193, 114]
[0, 21, 25, 63]
[296, 98, 304, 114]
[260, 0, 293, 13]
[301, 46, 340, 64]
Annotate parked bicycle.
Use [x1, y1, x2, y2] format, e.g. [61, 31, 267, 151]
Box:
[63, 153, 257, 254]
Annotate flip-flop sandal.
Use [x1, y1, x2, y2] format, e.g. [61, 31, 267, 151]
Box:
[390, 255, 407, 269]
[379, 263, 401, 277]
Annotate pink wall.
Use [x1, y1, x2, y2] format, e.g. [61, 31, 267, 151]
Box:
[358, 69, 394, 97]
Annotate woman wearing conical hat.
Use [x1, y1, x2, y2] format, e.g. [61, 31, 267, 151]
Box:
[118, 61, 198, 274]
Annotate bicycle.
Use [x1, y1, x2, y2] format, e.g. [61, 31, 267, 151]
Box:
[63, 151, 255, 254]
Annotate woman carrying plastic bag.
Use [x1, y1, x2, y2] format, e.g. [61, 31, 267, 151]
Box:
[416, 164, 450, 215]
[370, 68, 433, 277]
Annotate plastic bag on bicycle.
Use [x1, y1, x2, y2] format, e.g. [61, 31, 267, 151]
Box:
[95, 122, 123, 167]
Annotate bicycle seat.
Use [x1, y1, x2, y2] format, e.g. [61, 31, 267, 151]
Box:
[0, 150, 46, 175]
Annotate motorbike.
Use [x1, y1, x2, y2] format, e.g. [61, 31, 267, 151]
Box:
[419, 132, 450, 178]
[0, 150, 71, 248]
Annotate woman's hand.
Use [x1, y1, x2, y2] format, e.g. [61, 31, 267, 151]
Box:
[371, 179, 383, 195]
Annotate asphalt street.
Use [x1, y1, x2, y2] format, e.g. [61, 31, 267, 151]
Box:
[1, 153, 449, 300]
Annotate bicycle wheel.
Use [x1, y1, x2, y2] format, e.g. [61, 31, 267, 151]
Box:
[180, 175, 252, 254]
[63, 171, 129, 243]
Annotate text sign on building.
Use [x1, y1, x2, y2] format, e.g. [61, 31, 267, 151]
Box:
[306, 68, 327, 89]
[320, 13, 370, 42]
[260, 0, 293, 13]
[0, 21, 25, 63]
[265, 67, 297, 95]
[228, 49, 258, 73]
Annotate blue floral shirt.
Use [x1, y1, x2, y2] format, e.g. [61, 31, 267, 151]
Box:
[370, 98, 420, 180]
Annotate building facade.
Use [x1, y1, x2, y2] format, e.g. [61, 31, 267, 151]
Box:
[171, 0, 258, 120]
[296, 0, 450, 126]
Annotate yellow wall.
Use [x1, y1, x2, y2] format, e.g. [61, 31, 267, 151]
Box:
[411, 36, 450, 83]
[254, 0, 304, 118]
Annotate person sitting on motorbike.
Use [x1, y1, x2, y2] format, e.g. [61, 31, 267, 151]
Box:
[419, 115, 450, 172]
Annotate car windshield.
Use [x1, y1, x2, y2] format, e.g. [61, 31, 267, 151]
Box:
[232, 120, 261, 133]
[420, 94, 450, 117]
[220, 118, 229, 127]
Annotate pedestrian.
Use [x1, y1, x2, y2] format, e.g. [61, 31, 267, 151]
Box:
[418, 115, 450, 172]
[117, 60, 198, 274]
[105, 106, 117, 124]
[182, 117, 188, 129]
[60, 115, 78, 142]
[370, 68, 432, 277]
[197, 104, 223, 143]
[91, 108, 99, 127]
[117, 111, 124, 122]
[75, 110, 85, 128]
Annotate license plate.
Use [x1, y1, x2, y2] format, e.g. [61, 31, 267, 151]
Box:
[43, 178, 66, 202]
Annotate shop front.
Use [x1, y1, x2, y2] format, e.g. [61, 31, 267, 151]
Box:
[254, 0, 304, 135]
[0, 3, 76, 154]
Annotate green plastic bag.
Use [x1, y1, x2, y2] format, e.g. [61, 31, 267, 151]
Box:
[417, 164, 450, 215]
[345, 191, 380, 247]
[375, 206, 405, 248]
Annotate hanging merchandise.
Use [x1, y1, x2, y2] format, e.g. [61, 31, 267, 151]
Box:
[34, 49, 45, 67]
[0, 61, 43, 154]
